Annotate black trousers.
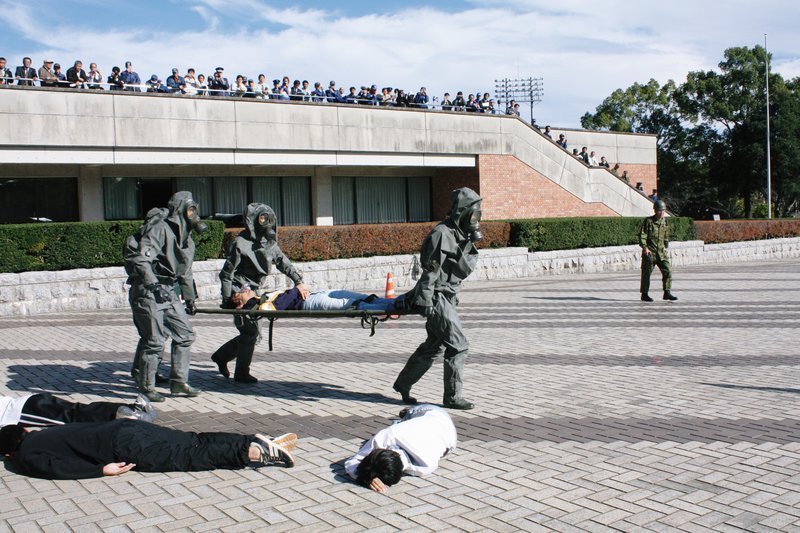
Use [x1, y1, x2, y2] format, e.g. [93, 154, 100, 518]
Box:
[20, 393, 122, 427]
[114, 422, 252, 472]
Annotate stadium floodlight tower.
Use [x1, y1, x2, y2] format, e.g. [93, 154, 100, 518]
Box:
[494, 77, 544, 124]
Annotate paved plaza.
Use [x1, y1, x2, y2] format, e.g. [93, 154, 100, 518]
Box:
[0, 258, 799, 532]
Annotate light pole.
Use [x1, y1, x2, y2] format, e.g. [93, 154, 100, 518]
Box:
[494, 77, 544, 124]
[765, 34, 772, 219]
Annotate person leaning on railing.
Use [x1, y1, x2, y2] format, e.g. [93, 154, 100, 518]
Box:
[0, 57, 12, 85]
[38, 59, 57, 87]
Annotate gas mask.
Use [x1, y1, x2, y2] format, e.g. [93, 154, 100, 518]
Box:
[185, 202, 208, 235]
[257, 211, 277, 241]
[462, 206, 483, 242]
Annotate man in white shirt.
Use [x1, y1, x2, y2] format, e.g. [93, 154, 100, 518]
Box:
[344, 405, 457, 492]
[0, 392, 155, 428]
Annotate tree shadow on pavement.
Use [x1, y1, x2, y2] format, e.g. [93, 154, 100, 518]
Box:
[702, 382, 800, 394]
[4, 361, 396, 403]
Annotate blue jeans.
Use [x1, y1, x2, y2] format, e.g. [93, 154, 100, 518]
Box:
[300, 290, 400, 311]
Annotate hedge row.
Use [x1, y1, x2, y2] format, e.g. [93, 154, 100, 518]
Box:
[13, 216, 787, 274]
[508, 216, 696, 252]
[0, 220, 224, 273]
[695, 219, 800, 244]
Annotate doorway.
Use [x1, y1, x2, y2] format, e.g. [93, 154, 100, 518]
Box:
[139, 179, 173, 217]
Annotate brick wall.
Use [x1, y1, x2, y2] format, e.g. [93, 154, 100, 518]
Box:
[431, 167, 480, 220]
[616, 163, 658, 196]
[476, 155, 617, 219]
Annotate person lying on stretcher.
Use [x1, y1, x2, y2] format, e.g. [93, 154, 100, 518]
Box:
[231, 287, 406, 312]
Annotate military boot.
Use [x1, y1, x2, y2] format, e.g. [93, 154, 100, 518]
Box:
[641, 293, 653, 302]
[663, 291, 678, 301]
[138, 387, 165, 403]
[443, 398, 475, 410]
[171, 382, 201, 397]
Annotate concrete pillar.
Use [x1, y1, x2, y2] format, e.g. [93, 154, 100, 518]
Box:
[312, 168, 333, 226]
[77, 166, 104, 221]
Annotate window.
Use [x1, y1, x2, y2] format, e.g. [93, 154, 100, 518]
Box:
[0, 178, 78, 224]
[332, 176, 430, 225]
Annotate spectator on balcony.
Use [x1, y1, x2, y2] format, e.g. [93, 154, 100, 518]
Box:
[578, 146, 589, 164]
[301, 80, 311, 101]
[120, 61, 141, 92]
[53, 63, 70, 87]
[649, 189, 659, 202]
[232, 74, 247, 97]
[310, 82, 324, 102]
[414, 87, 429, 109]
[146, 74, 167, 93]
[572, 148, 580, 157]
[635, 182, 644, 192]
[437, 92, 450, 111]
[107, 66, 124, 90]
[452, 91, 465, 111]
[599, 156, 610, 168]
[356, 86, 371, 105]
[556, 134, 567, 150]
[0, 58, 12, 85]
[15, 56, 37, 86]
[588, 151, 599, 166]
[505, 100, 518, 116]
[183, 68, 199, 96]
[335, 86, 347, 103]
[487, 99, 499, 115]
[38, 59, 57, 87]
[280, 75, 291, 94]
[209, 69, 229, 96]
[166, 68, 184, 94]
[380, 87, 395, 106]
[196, 74, 208, 96]
[325, 80, 338, 102]
[290, 79, 303, 101]
[394, 89, 409, 107]
[621, 170, 631, 184]
[543, 125, 552, 139]
[253, 74, 268, 99]
[465, 94, 479, 112]
[346, 86, 359, 104]
[66, 60, 88, 88]
[478, 92, 492, 113]
[86, 63, 103, 90]
[611, 163, 620, 176]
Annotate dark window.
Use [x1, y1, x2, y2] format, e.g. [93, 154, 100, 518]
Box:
[0, 178, 78, 224]
[332, 176, 430, 225]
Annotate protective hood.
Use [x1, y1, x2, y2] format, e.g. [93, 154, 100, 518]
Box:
[447, 187, 483, 241]
[167, 191, 206, 242]
[243, 202, 277, 242]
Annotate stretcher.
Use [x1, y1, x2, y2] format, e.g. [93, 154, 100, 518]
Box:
[195, 307, 407, 351]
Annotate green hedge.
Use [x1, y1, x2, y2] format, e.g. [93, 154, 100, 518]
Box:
[509, 217, 695, 252]
[0, 220, 224, 273]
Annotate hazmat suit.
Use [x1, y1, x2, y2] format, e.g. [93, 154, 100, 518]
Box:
[212, 203, 305, 383]
[125, 191, 206, 402]
[393, 187, 482, 410]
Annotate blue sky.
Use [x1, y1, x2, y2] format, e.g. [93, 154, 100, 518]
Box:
[1, 0, 798, 127]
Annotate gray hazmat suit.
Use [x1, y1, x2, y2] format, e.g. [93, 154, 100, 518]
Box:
[213, 203, 303, 381]
[125, 192, 202, 396]
[393, 187, 481, 408]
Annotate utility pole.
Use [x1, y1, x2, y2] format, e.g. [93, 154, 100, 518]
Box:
[765, 34, 772, 219]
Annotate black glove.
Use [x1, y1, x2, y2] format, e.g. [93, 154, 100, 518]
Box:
[220, 297, 236, 310]
[147, 284, 172, 304]
[185, 300, 197, 315]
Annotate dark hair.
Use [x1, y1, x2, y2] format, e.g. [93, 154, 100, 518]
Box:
[0, 425, 25, 455]
[356, 448, 403, 487]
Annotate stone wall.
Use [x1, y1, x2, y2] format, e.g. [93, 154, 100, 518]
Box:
[2, 237, 798, 316]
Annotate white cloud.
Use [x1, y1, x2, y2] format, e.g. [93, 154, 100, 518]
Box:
[2, 0, 798, 127]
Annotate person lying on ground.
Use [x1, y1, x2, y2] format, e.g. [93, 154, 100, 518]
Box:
[344, 404, 457, 493]
[230, 287, 406, 312]
[0, 420, 297, 479]
[0, 392, 156, 428]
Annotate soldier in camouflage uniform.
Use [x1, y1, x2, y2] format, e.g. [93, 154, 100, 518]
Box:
[392, 187, 483, 410]
[639, 200, 678, 302]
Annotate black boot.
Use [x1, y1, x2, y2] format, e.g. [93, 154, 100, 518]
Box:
[392, 384, 418, 405]
[211, 354, 230, 378]
[443, 398, 475, 410]
[171, 382, 201, 397]
[234, 374, 258, 384]
[641, 293, 653, 302]
[663, 291, 678, 301]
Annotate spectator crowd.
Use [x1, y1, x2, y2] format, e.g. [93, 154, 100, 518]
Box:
[0, 55, 524, 118]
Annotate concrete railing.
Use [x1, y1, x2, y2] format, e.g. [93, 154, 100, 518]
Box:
[2, 237, 798, 316]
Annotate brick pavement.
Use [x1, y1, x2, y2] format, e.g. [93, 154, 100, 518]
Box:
[0, 259, 799, 531]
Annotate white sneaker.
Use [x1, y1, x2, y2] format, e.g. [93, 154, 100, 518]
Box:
[252, 433, 296, 467]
